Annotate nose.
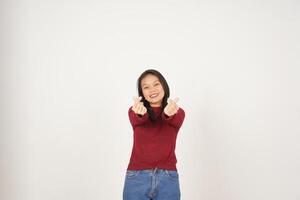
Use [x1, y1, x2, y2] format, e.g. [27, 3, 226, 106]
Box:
[149, 88, 157, 93]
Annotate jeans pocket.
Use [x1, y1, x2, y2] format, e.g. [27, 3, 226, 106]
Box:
[165, 170, 179, 181]
[126, 170, 140, 179]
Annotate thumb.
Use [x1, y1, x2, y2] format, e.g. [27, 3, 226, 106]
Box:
[133, 96, 142, 103]
[168, 97, 179, 104]
[174, 97, 179, 103]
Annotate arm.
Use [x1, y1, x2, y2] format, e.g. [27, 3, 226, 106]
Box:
[162, 107, 185, 129]
[128, 106, 149, 127]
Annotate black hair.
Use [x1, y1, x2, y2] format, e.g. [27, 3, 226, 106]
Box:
[137, 69, 170, 121]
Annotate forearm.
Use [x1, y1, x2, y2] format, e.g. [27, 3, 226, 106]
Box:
[162, 108, 185, 129]
[128, 107, 149, 127]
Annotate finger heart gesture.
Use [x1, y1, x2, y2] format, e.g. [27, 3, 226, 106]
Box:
[164, 97, 179, 117]
[132, 96, 147, 116]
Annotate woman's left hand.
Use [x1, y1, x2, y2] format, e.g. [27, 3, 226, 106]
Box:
[164, 97, 179, 117]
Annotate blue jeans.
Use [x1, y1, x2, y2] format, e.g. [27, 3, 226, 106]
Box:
[123, 167, 181, 200]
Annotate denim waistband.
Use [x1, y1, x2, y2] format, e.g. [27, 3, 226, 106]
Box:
[131, 167, 177, 174]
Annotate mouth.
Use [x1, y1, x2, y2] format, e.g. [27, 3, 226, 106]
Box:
[149, 93, 159, 98]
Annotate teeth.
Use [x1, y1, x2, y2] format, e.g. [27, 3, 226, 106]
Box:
[150, 94, 158, 98]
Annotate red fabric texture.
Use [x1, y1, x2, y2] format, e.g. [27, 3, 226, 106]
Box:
[127, 106, 185, 170]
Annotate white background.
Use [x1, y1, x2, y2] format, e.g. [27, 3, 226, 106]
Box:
[1, 0, 300, 200]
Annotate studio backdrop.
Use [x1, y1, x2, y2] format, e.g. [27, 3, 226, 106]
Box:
[1, 0, 300, 200]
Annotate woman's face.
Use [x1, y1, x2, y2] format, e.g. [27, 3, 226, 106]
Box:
[141, 74, 165, 107]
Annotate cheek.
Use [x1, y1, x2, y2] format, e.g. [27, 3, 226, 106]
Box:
[142, 90, 148, 97]
[159, 86, 165, 94]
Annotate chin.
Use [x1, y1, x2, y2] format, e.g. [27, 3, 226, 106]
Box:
[147, 97, 163, 105]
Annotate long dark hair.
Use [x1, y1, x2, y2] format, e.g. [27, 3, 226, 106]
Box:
[137, 69, 170, 121]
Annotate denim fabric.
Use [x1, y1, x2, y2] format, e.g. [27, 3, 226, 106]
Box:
[123, 168, 181, 200]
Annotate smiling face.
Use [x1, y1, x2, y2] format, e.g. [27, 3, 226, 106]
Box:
[141, 74, 165, 107]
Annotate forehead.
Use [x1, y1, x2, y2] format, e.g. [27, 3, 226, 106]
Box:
[141, 74, 160, 85]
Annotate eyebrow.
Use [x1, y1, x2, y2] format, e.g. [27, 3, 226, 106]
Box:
[142, 80, 160, 86]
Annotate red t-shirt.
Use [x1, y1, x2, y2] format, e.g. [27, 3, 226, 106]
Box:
[127, 106, 185, 170]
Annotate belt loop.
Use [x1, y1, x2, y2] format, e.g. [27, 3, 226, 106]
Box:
[153, 167, 158, 174]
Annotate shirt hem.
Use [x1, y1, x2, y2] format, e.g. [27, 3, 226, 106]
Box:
[127, 163, 177, 171]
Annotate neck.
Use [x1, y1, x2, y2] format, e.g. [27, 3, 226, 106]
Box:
[150, 102, 162, 107]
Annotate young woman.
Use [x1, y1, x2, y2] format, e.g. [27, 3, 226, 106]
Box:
[123, 69, 185, 200]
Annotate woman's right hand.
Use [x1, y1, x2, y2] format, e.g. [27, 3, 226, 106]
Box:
[132, 96, 147, 116]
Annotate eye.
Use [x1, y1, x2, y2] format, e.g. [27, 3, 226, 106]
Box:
[154, 83, 160, 86]
[143, 86, 149, 89]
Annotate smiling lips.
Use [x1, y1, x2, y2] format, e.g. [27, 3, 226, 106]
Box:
[150, 93, 159, 98]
